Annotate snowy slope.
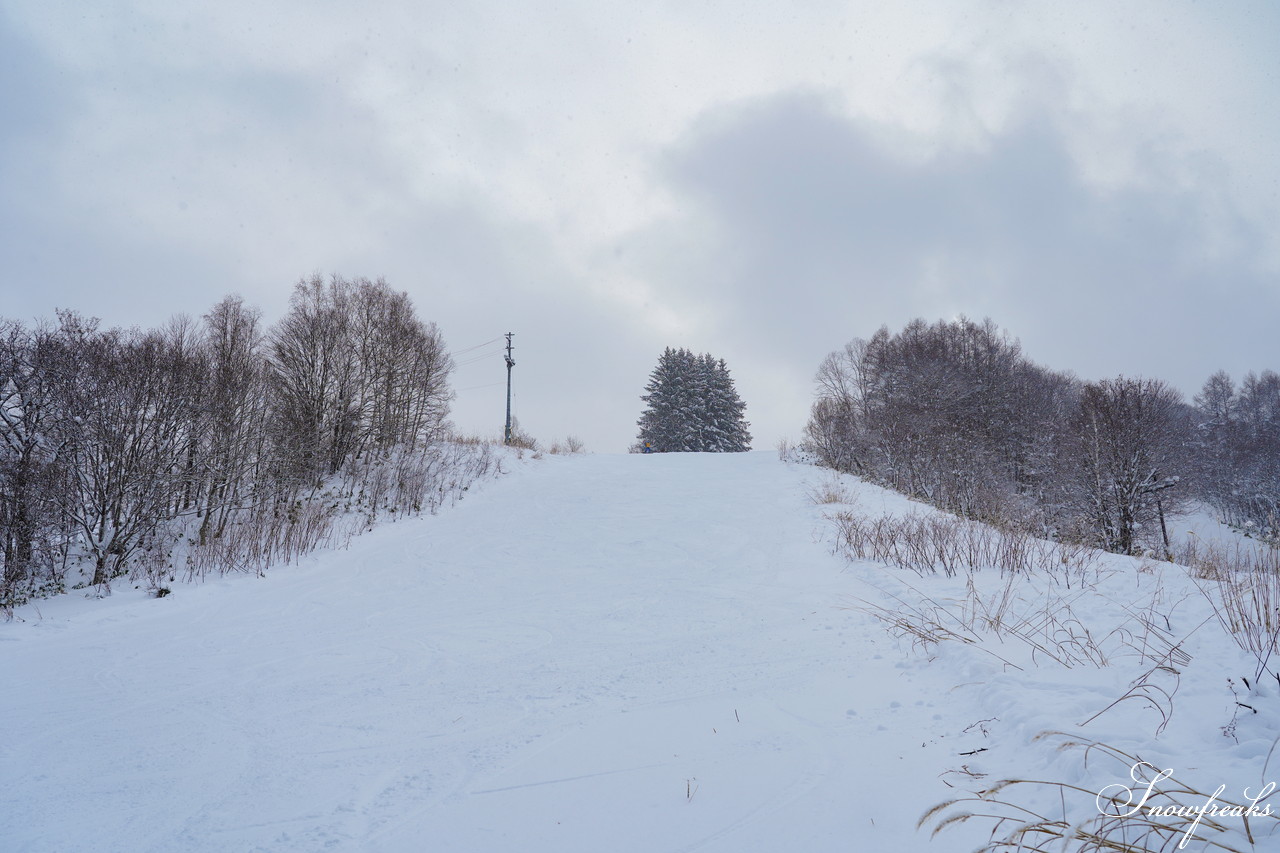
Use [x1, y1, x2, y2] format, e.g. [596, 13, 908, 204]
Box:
[2, 452, 1277, 852]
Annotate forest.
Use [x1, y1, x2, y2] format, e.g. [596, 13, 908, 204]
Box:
[805, 317, 1279, 556]
[4, 301, 1277, 611]
[0, 275, 494, 609]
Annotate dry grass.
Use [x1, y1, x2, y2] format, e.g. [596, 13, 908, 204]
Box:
[449, 432, 498, 446]
[176, 441, 497, 581]
[832, 509, 1100, 581]
[827, 487, 1280, 850]
[1176, 536, 1280, 581]
[808, 478, 853, 506]
[547, 435, 586, 455]
[923, 733, 1279, 852]
[182, 496, 349, 579]
[1180, 536, 1280, 681]
[852, 573, 1193, 687]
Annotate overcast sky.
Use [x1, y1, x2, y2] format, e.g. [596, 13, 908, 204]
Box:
[2, 1, 1278, 452]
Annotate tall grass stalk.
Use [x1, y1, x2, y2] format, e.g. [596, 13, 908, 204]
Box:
[923, 733, 1278, 852]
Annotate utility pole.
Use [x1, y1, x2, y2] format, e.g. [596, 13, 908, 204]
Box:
[503, 332, 515, 445]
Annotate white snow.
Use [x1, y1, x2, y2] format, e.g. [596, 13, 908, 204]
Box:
[2, 451, 1277, 851]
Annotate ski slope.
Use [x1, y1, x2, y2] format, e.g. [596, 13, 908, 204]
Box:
[2, 451, 1276, 851]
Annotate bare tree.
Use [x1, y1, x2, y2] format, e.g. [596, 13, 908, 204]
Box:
[807, 339, 874, 474]
[52, 316, 205, 585]
[268, 275, 455, 494]
[0, 274, 476, 605]
[195, 295, 270, 544]
[1062, 377, 1190, 555]
[0, 319, 74, 600]
[347, 278, 453, 456]
[268, 275, 361, 486]
[807, 317, 1068, 521]
[1194, 369, 1280, 538]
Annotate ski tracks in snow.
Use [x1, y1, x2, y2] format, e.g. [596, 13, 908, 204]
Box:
[2, 451, 993, 852]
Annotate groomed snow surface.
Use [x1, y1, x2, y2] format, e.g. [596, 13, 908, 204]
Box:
[3, 451, 1277, 852]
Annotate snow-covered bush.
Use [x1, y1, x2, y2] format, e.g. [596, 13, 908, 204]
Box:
[832, 509, 1100, 579]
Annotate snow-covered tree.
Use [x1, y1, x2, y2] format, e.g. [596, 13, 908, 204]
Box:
[268, 275, 453, 486]
[0, 275, 464, 604]
[1192, 369, 1280, 540]
[698, 355, 752, 452]
[635, 348, 751, 452]
[1062, 377, 1190, 555]
[805, 317, 1069, 519]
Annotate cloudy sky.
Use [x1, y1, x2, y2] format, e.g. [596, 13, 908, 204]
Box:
[2, 1, 1278, 452]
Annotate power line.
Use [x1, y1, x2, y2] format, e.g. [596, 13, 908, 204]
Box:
[453, 342, 506, 366]
[454, 341, 502, 356]
[450, 337, 502, 357]
[454, 348, 503, 367]
[454, 380, 506, 393]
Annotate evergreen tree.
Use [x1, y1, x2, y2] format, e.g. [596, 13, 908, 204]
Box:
[701, 355, 752, 452]
[635, 348, 751, 452]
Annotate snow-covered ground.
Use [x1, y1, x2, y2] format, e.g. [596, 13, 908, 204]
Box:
[2, 452, 1277, 852]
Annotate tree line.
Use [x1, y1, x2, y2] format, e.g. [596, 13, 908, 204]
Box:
[805, 317, 1278, 555]
[0, 275, 459, 606]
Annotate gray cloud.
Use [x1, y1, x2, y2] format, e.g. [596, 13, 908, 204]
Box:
[0, 14, 71, 153]
[4, 3, 1279, 452]
[0, 7, 652, 450]
[629, 90, 1280, 443]
[336, 202, 665, 450]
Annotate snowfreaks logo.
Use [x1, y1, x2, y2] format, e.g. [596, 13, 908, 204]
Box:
[1097, 762, 1275, 849]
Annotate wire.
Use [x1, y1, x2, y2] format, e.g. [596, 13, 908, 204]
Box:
[454, 380, 506, 393]
[455, 349, 503, 367]
[450, 337, 502, 357]
[455, 351, 505, 368]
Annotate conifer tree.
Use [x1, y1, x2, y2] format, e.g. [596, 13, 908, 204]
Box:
[635, 348, 751, 452]
[701, 355, 752, 452]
